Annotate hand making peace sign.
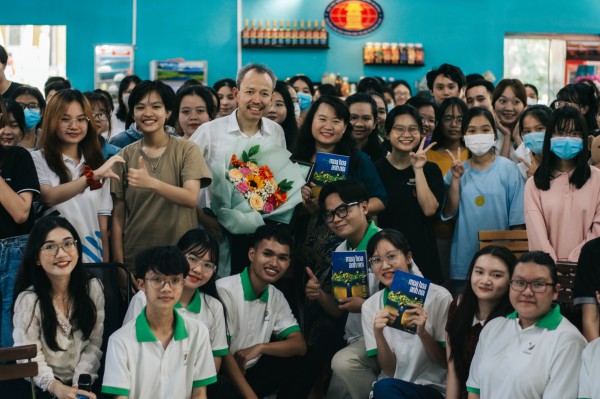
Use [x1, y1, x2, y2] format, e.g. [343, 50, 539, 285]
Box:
[410, 138, 437, 170]
[445, 148, 465, 179]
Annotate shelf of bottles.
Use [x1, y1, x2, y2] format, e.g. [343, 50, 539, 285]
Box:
[242, 19, 329, 49]
[364, 42, 425, 66]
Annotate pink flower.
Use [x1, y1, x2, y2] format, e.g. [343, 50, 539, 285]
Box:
[263, 202, 275, 214]
[237, 182, 249, 193]
[241, 167, 252, 176]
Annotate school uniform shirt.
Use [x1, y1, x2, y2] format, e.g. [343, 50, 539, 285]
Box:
[188, 110, 286, 208]
[31, 150, 111, 263]
[442, 156, 524, 280]
[466, 306, 586, 399]
[12, 279, 104, 391]
[216, 268, 300, 369]
[122, 289, 229, 357]
[579, 337, 600, 399]
[0, 145, 40, 238]
[525, 166, 600, 262]
[574, 237, 600, 307]
[102, 308, 216, 399]
[336, 221, 381, 344]
[362, 282, 451, 394]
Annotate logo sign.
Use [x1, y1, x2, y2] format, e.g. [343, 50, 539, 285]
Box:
[325, 0, 384, 36]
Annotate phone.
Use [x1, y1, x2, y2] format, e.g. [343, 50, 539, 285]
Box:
[76, 374, 92, 399]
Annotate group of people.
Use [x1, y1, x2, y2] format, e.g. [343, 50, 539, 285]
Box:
[2, 38, 600, 398]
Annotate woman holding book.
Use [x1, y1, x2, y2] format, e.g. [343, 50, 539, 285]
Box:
[363, 229, 452, 399]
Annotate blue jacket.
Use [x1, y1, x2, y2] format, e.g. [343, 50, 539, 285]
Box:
[108, 123, 179, 149]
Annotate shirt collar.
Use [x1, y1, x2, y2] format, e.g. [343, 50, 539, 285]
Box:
[174, 289, 201, 314]
[227, 110, 267, 137]
[62, 152, 85, 167]
[135, 306, 189, 342]
[346, 221, 379, 251]
[240, 267, 269, 303]
[506, 304, 563, 330]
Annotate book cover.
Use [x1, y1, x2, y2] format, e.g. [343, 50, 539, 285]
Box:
[331, 251, 368, 301]
[310, 152, 350, 198]
[384, 270, 430, 334]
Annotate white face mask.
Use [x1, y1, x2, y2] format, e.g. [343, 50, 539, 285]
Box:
[526, 97, 538, 106]
[122, 93, 130, 108]
[294, 102, 301, 119]
[464, 134, 495, 156]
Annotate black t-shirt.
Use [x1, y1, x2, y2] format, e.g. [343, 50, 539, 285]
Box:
[375, 158, 445, 283]
[0, 146, 40, 238]
[573, 237, 600, 305]
[1, 81, 24, 99]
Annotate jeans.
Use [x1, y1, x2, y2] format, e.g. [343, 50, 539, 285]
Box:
[372, 378, 444, 399]
[0, 234, 28, 348]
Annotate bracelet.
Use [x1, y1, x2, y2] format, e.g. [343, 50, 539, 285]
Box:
[83, 165, 103, 191]
[47, 379, 58, 397]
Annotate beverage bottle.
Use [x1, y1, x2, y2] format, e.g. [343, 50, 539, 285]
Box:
[335, 73, 343, 95]
[285, 20, 292, 45]
[416, 43, 424, 64]
[264, 20, 271, 46]
[364, 42, 374, 64]
[391, 43, 400, 64]
[399, 43, 408, 64]
[374, 42, 383, 64]
[382, 42, 391, 64]
[299, 20, 306, 45]
[257, 20, 264, 46]
[242, 19, 250, 46]
[306, 20, 313, 45]
[271, 20, 278, 47]
[313, 20, 320, 47]
[278, 20, 286, 45]
[407, 43, 416, 65]
[320, 20, 328, 46]
[292, 20, 299, 46]
[249, 20, 257, 46]
[342, 77, 350, 97]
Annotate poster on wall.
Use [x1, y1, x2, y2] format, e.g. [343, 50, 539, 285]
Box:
[150, 59, 207, 91]
[324, 0, 384, 37]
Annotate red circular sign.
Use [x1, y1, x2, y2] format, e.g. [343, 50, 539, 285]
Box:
[325, 0, 384, 36]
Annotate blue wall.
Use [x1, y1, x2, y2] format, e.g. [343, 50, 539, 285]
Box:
[3, 0, 600, 90]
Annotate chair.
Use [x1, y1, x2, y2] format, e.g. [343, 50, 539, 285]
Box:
[556, 261, 577, 305]
[478, 230, 529, 258]
[0, 344, 38, 398]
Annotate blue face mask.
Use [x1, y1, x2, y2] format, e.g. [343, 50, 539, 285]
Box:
[550, 137, 583, 160]
[523, 132, 545, 154]
[23, 108, 41, 130]
[297, 92, 312, 111]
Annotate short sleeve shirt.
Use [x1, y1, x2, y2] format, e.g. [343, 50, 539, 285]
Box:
[579, 337, 600, 399]
[573, 237, 600, 305]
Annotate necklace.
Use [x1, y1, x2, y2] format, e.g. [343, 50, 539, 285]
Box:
[141, 136, 169, 173]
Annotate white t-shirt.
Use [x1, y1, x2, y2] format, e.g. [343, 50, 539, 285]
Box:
[31, 151, 112, 263]
[123, 290, 229, 356]
[102, 309, 216, 399]
[579, 337, 600, 399]
[362, 283, 451, 393]
[467, 306, 586, 399]
[216, 268, 300, 369]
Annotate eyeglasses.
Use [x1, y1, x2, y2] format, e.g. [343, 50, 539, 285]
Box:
[92, 112, 108, 121]
[185, 254, 217, 272]
[392, 125, 420, 135]
[369, 251, 406, 270]
[322, 201, 359, 223]
[555, 101, 580, 109]
[442, 115, 463, 125]
[552, 130, 582, 138]
[40, 239, 78, 256]
[510, 279, 554, 293]
[144, 277, 186, 289]
[18, 102, 40, 111]
[420, 117, 437, 126]
[59, 116, 90, 127]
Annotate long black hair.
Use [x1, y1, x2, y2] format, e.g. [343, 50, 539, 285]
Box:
[115, 75, 141, 126]
[430, 97, 468, 150]
[346, 93, 385, 161]
[557, 82, 598, 131]
[446, 245, 516, 388]
[274, 81, 299, 151]
[12, 216, 98, 352]
[533, 106, 591, 190]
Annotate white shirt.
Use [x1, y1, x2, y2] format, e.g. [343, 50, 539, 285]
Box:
[216, 268, 300, 369]
[123, 290, 229, 356]
[102, 309, 216, 399]
[13, 279, 105, 390]
[579, 337, 600, 399]
[188, 110, 286, 207]
[31, 151, 112, 263]
[467, 306, 586, 399]
[362, 283, 451, 393]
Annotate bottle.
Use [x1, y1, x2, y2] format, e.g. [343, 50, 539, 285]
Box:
[285, 20, 292, 45]
[399, 43, 407, 64]
[292, 20, 299, 46]
[313, 20, 320, 47]
[364, 42, 374, 64]
[299, 20, 306, 45]
[415, 43, 424, 64]
[335, 73, 343, 95]
[278, 20, 286, 45]
[272, 20, 278, 47]
[320, 20, 328, 46]
[341, 77, 350, 97]
[382, 42, 391, 64]
[249, 20, 257, 46]
[264, 20, 271, 46]
[374, 42, 383, 64]
[256, 20, 264, 46]
[391, 43, 400, 64]
[242, 19, 250, 46]
[306, 20, 313, 45]
[407, 43, 416, 65]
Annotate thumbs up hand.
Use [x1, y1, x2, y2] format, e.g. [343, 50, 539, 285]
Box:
[127, 156, 156, 189]
[305, 267, 322, 301]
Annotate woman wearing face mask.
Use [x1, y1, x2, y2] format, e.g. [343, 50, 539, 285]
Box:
[83, 91, 120, 160]
[267, 81, 298, 151]
[525, 106, 600, 262]
[513, 105, 552, 179]
[111, 75, 141, 135]
[11, 86, 46, 150]
[1, 98, 26, 147]
[442, 107, 525, 295]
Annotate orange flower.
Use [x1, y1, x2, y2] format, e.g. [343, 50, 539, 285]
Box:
[246, 174, 264, 191]
[259, 166, 274, 180]
[230, 154, 244, 167]
[271, 189, 287, 207]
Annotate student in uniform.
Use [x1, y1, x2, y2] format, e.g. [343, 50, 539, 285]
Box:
[578, 288, 600, 399]
[466, 251, 587, 399]
[217, 224, 307, 399]
[574, 237, 600, 342]
[365, 230, 452, 399]
[102, 246, 216, 399]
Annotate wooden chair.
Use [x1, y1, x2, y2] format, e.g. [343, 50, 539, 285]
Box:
[0, 344, 38, 398]
[478, 230, 529, 258]
[555, 261, 582, 331]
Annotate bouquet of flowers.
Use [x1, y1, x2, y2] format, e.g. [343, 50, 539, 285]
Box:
[210, 139, 305, 234]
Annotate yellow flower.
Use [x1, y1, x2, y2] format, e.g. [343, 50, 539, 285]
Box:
[228, 168, 244, 181]
[247, 162, 260, 173]
[246, 174, 264, 191]
[249, 194, 264, 211]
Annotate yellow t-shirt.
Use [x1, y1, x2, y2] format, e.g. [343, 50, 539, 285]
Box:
[426, 147, 470, 176]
